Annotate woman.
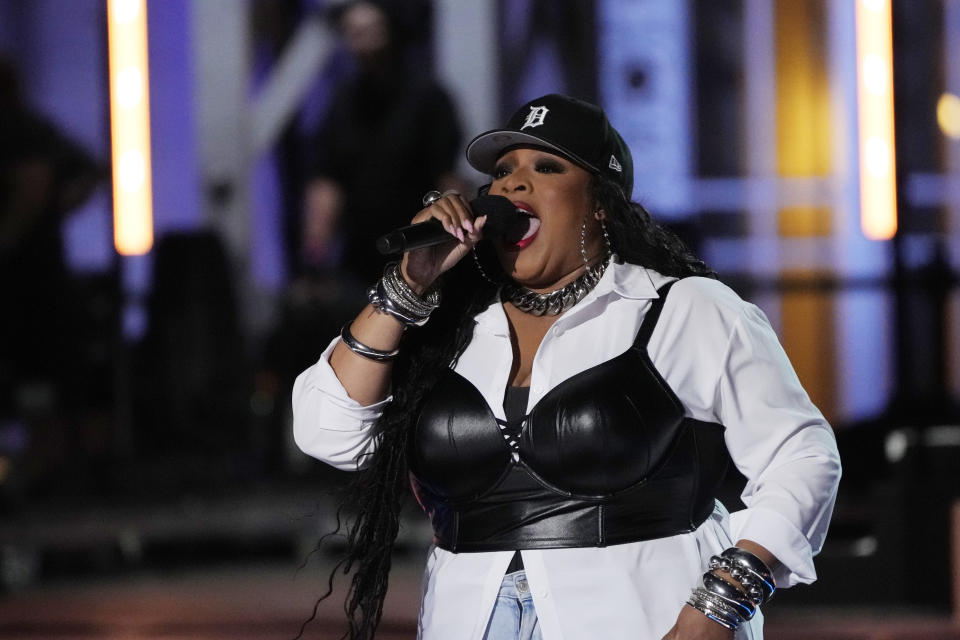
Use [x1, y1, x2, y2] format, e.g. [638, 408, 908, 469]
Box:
[293, 94, 841, 640]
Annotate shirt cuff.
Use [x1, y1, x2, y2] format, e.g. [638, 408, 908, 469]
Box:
[728, 505, 816, 588]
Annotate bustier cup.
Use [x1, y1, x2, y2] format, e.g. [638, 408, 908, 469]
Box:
[410, 347, 685, 501]
[407, 279, 731, 551]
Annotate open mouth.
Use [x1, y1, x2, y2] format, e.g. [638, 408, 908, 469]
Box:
[502, 203, 541, 250]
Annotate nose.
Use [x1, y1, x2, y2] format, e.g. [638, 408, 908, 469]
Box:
[499, 170, 529, 193]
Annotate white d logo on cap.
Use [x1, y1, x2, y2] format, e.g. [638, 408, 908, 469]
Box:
[520, 106, 549, 130]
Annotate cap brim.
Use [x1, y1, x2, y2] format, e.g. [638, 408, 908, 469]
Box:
[465, 130, 590, 176]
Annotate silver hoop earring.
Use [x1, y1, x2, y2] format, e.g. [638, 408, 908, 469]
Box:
[579, 217, 590, 269]
[472, 247, 500, 284]
[600, 218, 618, 262]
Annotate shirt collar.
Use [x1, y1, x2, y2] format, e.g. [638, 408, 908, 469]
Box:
[595, 260, 662, 300]
[472, 296, 509, 336]
[472, 262, 664, 336]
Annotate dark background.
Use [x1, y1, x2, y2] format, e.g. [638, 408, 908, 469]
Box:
[1, 1, 959, 638]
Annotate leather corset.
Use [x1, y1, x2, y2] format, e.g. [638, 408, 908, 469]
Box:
[408, 280, 730, 552]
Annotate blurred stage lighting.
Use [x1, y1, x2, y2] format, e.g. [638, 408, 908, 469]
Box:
[937, 92, 960, 140]
[108, 0, 154, 255]
[856, 0, 897, 241]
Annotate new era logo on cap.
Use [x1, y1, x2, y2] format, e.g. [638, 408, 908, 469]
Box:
[609, 155, 622, 172]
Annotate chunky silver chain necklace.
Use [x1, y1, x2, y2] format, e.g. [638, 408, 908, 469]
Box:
[499, 216, 615, 317]
[502, 255, 610, 316]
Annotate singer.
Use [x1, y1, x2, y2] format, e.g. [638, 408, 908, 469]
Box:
[292, 94, 841, 640]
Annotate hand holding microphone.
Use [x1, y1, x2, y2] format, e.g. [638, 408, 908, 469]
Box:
[381, 192, 524, 294]
[376, 193, 523, 254]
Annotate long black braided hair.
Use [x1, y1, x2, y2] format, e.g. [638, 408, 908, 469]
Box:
[297, 173, 715, 640]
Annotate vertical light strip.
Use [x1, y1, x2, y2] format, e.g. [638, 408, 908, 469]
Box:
[598, 0, 692, 215]
[773, 0, 837, 421]
[108, 0, 153, 255]
[944, 1, 960, 403]
[775, 0, 833, 237]
[855, 0, 897, 240]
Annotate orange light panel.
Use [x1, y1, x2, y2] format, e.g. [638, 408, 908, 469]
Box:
[855, 0, 897, 240]
[108, 0, 153, 255]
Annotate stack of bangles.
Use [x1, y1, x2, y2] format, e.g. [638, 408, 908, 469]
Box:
[340, 263, 441, 362]
[686, 547, 776, 632]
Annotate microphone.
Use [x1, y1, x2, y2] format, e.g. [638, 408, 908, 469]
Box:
[376, 195, 523, 255]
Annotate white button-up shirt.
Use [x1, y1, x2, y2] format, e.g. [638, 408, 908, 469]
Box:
[292, 262, 842, 640]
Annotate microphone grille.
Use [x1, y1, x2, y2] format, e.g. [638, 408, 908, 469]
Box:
[471, 195, 522, 235]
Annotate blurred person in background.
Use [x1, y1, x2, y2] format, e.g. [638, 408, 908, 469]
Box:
[0, 55, 102, 504]
[292, 94, 841, 639]
[301, 0, 463, 285]
[259, 0, 464, 474]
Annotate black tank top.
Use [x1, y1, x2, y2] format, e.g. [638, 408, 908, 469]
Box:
[408, 280, 729, 552]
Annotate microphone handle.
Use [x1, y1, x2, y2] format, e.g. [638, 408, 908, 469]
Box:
[376, 194, 520, 255]
[376, 219, 447, 255]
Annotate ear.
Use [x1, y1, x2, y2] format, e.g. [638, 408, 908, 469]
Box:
[593, 208, 606, 221]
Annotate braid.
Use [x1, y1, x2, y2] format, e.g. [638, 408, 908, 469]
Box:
[300, 177, 711, 638]
[297, 257, 495, 640]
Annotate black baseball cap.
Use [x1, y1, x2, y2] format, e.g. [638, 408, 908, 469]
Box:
[466, 93, 634, 196]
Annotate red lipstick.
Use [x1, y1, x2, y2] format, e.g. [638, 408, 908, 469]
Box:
[502, 202, 541, 250]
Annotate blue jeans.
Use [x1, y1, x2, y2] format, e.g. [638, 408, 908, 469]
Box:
[482, 571, 544, 640]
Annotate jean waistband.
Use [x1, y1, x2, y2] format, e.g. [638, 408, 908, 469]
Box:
[499, 570, 532, 598]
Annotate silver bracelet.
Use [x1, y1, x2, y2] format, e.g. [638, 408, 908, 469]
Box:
[382, 263, 440, 315]
[693, 588, 743, 620]
[710, 547, 776, 606]
[368, 263, 440, 326]
[386, 263, 439, 311]
[702, 572, 757, 620]
[340, 321, 399, 362]
[368, 281, 430, 326]
[688, 589, 741, 631]
[687, 588, 741, 632]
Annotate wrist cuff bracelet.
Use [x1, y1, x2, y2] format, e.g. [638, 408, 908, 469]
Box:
[340, 321, 399, 362]
[709, 547, 776, 606]
[701, 572, 757, 620]
[687, 588, 740, 632]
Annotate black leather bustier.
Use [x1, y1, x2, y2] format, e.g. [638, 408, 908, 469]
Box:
[408, 280, 730, 552]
